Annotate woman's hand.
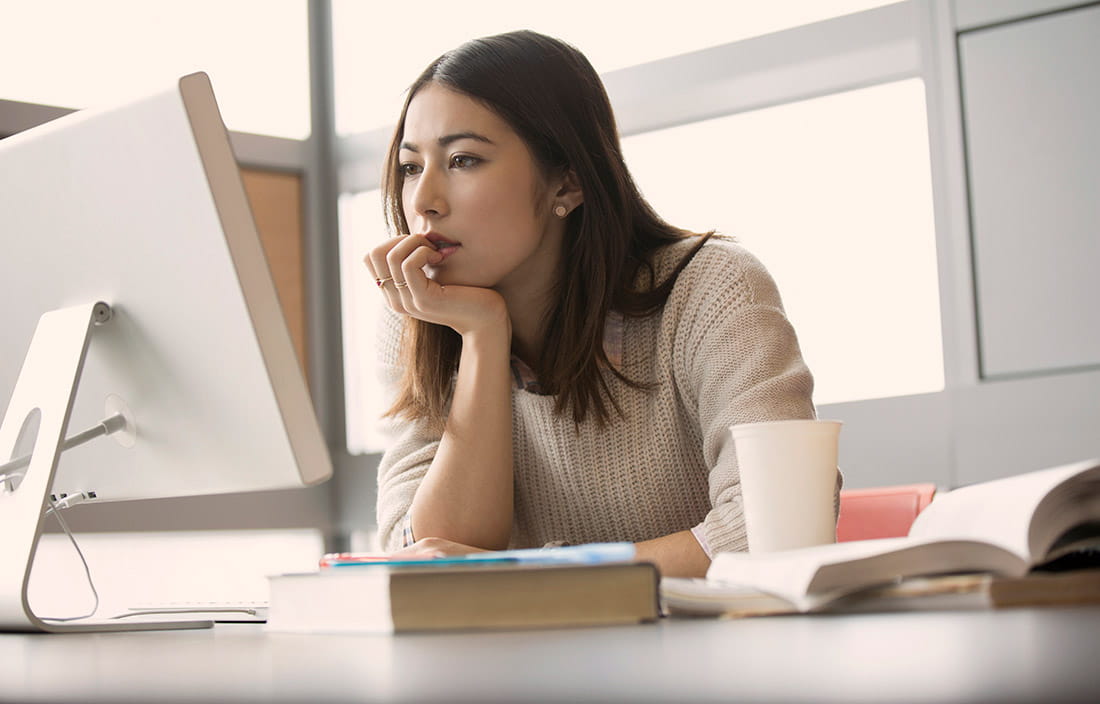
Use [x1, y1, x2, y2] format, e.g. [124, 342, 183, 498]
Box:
[365, 234, 508, 338]
[389, 537, 492, 559]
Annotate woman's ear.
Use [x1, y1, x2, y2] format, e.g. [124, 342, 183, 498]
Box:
[552, 168, 584, 215]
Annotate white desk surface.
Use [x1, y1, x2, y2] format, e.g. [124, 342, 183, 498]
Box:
[3, 606, 1100, 703]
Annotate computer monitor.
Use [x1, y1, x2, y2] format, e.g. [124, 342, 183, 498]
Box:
[0, 73, 333, 632]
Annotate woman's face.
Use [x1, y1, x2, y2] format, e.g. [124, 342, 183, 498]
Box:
[398, 82, 561, 293]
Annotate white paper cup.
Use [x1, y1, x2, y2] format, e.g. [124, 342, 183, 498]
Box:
[731, 419, 841, 553]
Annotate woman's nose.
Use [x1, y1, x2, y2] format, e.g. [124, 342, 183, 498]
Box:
[410, 166, 447, 219]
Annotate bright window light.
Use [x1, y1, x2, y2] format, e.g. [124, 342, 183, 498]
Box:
[621, 79, 944, 405]
[332, 0, 900, 135]
[340, 190, 390, 454]
[0, 0, 310, 139]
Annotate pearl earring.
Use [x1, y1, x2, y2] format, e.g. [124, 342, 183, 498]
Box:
[554, 204, 568, 218]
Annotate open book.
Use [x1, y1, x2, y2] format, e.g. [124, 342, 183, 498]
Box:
[665, 458, 1100, 614]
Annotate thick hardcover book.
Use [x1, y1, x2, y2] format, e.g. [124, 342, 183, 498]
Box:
[267, 561, 660, 633]
[664, 457, 1100, 615]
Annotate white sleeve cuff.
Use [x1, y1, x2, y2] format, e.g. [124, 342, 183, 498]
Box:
[690, 522, 713, 559]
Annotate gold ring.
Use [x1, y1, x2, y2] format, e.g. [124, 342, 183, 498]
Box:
[394, 280, 409, 289]
[375, 277, 393, 288]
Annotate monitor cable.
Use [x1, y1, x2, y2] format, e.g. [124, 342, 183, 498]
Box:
[38, 492, 100, 622]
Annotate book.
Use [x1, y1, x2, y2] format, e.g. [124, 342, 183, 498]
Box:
[833, 569, 1100, 612]
[660, 577, 797, 617]
[317, 542, 638, 568]
[267, 560, 660, 633]
[669, 457, 1100, 614]
[662, 569, 1100, 617]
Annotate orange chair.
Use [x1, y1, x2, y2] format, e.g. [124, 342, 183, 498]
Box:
[836, 483, 937, 542]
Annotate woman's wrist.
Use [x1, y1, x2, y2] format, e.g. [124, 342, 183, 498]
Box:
[459, 304, 512, 354]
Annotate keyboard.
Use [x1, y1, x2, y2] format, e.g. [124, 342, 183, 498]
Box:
[116, 601, 269, 623]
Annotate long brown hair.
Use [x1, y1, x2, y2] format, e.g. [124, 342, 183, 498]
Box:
[382, 30, 712, 429]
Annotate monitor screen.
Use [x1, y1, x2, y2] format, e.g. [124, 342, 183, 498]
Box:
[0, 73, 332, 504]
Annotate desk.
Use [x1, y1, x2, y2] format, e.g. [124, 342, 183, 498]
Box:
[3, 607, 1100, 703]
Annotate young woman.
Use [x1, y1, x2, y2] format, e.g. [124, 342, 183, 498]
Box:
[366, 30, 828, 578]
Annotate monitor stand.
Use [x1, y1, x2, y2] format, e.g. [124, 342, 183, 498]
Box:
[0, 302, 211, 633]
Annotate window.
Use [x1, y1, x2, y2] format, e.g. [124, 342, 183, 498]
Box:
[340, 190, 389, 453]
[335, 2, 928, 454]
[332, 0, 900, 135]
[0, 0, 310, 139]
[621, 79, 944, 405]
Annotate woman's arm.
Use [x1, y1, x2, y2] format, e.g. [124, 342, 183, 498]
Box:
[407, 320, 515, 549]
[394, 530, 709, 578]
[633, 530, 710, 578]
[367, 233, 518, 550]
[673, 242, 823, 557]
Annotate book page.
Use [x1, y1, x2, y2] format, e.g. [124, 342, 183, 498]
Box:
[708, 538, 911, 608]
[708, 536, 1024, 611]
[908, 459, 1100, 561]
[659, 577, 795, 616]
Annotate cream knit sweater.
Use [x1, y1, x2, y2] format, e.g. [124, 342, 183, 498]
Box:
[375, 237, 822, 554]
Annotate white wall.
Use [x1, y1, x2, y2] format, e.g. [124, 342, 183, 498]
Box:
[819, 0, 1100, 490]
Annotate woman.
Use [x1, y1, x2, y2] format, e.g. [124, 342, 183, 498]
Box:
[366, 30, 824, 578]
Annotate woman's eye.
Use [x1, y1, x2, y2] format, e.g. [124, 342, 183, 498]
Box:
[450, 154, 480, 169]
[399, 163, 422, 177]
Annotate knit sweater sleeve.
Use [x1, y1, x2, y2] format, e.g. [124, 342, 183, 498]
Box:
[671, 242, 819, 555]
[373, 310, 442, 552]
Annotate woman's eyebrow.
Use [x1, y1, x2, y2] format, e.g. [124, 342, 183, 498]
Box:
[400, 132, 496, 152]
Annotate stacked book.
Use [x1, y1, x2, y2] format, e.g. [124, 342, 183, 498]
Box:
[267, 543, 659, 634]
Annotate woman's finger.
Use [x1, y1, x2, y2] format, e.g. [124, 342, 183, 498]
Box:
[363, 252, 396, 300]
[385, 235, 436, 311]
[367, 236, 413, 312]
[366, 236, 404, 281]
[390, 537, 488, 558]
[389, 543, 446, 559]
[399, 244, 444, 307]
[384, 234, 432, 285]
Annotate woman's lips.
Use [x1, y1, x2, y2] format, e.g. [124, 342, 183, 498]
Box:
[424, 232, 460, 260]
